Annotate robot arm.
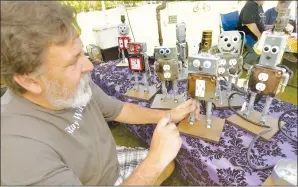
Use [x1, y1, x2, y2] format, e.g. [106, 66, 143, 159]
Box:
[244, 65, 254, 91]
[281, 69, 290, 93]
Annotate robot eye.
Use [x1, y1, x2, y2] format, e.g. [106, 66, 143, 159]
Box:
[123, 26, 126, 30]
[119, 26, 123, 30]
[159, 49, 165, 55]
[192, 59, 200, 67]
[136, 45, 141, 51]
[165, 48, 171, 54]
[232, 36, 239, 43]
[271, 46, 279, 54]
[203, 61, 211, 68]
[263, 45, 271, 53]
[220, 35, 223, 39]
[223, 36, 229, 43]
[129, 45, 134, 51]
[204, 42, 209, 46]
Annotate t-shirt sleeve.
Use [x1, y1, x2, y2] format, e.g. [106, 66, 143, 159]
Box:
[90, 81, 124, 122]
[265, 9, 271, 25]
[1, 135, 83, 186]
[241, 2, 259, 24]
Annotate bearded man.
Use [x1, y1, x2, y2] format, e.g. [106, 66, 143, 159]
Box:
[1, 1, 200, 185]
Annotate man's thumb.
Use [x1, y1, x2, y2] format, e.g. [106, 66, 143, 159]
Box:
[156, 117, 170, 129]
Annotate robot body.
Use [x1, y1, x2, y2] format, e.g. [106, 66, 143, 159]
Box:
[176, 22, 188, 77]
[244, 34, 291, 125]
[118, 23, 131, 65]
[187, 53, 220, 128]
[154, 46, 180, 102]
[127, 42, 150, 93]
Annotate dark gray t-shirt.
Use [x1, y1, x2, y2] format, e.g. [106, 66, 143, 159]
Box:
[1, 81, 124, 185]
[238, 1, 265, 40]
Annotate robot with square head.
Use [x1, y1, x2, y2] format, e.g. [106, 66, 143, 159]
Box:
[214, 31, 245, 108]
[153, 46, 181, 106]
[127, 42, 150, 93]
[187, 53, 220, 128]
[176, 22, 188, 78]
[117, 23, 131, 67]
[243, 34, 291, 125]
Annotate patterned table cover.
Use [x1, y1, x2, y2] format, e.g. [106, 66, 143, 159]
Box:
[91, 59, 297, 186]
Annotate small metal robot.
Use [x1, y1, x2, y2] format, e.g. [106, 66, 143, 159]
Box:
[176, 22, 188, 78]
[243, 34, 290, 125]
[127, 42, 151, 93]
[187, 53, 220, 128]
[154, 46, 180, 103]
[117, 23, 131, 65]
[215, 31, 245, 104]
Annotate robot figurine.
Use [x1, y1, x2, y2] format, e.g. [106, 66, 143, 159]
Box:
[213, 30, 246, 108]
[176, 22, 188, 79]
[124, 42, 159, 100]
[116, 23, 131, 67]
[151, 46, 183, 109]
[242, 34, 290, 125]
[127, 42, 150, 93]
[187, 53, 220, 128]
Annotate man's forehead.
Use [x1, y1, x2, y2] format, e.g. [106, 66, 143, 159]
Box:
[48, 37, 83, 57]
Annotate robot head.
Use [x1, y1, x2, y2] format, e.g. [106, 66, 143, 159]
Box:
[218, 31, 243, 54]
[200, 30, 212, 52]
[127, 42, 147, 54]
[259, 34, 288, 67]
[188, 53, 220, 75]
[154, 46, 177, 60]
[118, 23, 129, 36]
[176, 22, 186, 43]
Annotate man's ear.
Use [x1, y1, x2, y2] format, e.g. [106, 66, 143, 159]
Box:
[13, 74, 42, 94]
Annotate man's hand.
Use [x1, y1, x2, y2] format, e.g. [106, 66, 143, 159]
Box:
[148, 117, 182, 170]
[170, 99, 200, 123]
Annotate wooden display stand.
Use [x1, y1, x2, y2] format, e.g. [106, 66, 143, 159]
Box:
[124, 85, 159, 101]
[213, 90, 245, 109]
[227, 110, 286, 140]
[150, 94, 185, 109]
[177, 114, 225, 143]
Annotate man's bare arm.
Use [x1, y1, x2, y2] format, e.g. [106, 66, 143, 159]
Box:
[120, 155, 164, 185]
[246, 23, 262, 40]
[114, 103, 167, 124]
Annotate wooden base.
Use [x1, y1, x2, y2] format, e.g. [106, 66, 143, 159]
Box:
[124, 85, 159, 101]
[226, 110, 286, 140]
[116, 59, 129, 67]
[263, 175, 275, 186]
[177, 114, 225, 143]
[213, 90, 245, 109]
[150, 94, 185, 109]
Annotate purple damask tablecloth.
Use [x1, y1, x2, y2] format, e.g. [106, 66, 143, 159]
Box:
[91, 59, 297, 186]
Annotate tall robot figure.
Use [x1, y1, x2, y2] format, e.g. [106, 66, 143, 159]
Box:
[177, 53, 225, 143]
[241, 34, 290, 125]
[176, 22, 188, 79]
[116, 23, 131, 67]
[124, 42, 159, 100]
[213, 30, 246, 109]
[151, 46, 183, 109]
[187, 53, 220, 127]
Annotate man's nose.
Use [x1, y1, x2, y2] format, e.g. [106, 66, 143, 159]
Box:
[81, 57, 94, 73]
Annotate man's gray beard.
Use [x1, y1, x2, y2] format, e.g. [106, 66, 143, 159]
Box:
[41, 74, 92, 110]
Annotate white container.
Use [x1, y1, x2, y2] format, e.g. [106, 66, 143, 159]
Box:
[271, 159, 297, 186]
[93, 24, 119, 50]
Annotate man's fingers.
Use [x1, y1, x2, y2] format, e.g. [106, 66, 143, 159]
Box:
[166, 123, 177, 131]
[156, 117, 170, 129]
[177, 98, 194, 109]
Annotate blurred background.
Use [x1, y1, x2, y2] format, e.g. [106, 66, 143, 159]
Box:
[63, 1, 297, 56]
